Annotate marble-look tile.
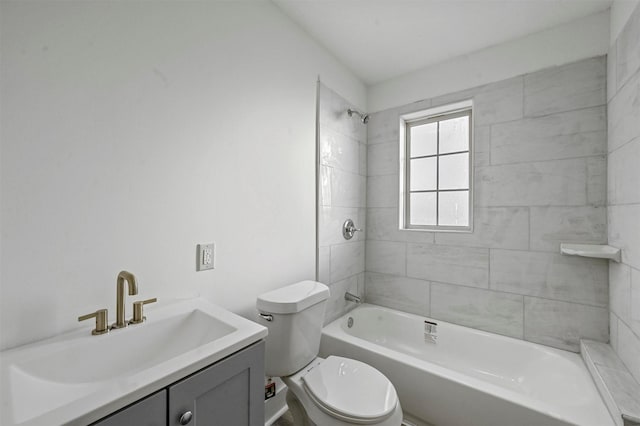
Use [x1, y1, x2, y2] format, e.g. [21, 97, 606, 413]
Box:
[608, 69, 640, 153]
[319, 206, 366, 246]
[324, 275, 360, 325]
[368, 141, 398, 176]
[609, 138, 640, 205]
[490, 249, 608, 307]
[330, 168, 366, 208]
[434, 207, 529, 250]
[475, 158, 587, 207]
[365, 272, 430, 316]
[407, 243, 489, 288]
[473, 77, 524, 126]
[524, 297, 608, 352]
[430, 282, 524, 338]
[359, 142, 367, 176]
[367, 174, 397, 208]
[608, 43, 618, 102]
[581, 340, 628, 371]
[597, 365, 640, 422]
[319, 165, 331, 207]
[318, 246, 330, 285]
[367, 208, 405, 243]
[611, 312, 620, 352]
[609, 204, 640, 270]
[610, 262, 632, 324]
[632, 268, 640, 337]
[365, 240, 406, 276]
[367, 208, 435, 244]
[617, 320, 640, 384]
[431, 85, 478, 109]
[616, 3, 640, 90]
[474, 125, 491, 167]
[529, 206, 607, 252]
[491, 107, 606, 165]
[368, 107, 401, 145]
[318, 84, 366, 142]
[330, 241, 364, 283]
[524, 56, 606, 117]
[587, 156, 607, 206]
[432, 77, 524, 126]
[319, 125, 361, 175]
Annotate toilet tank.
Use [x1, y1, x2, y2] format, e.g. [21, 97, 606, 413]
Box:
[256, 281, 330, 377]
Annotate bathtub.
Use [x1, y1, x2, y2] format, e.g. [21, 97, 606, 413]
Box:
[320, 304, 614, 426]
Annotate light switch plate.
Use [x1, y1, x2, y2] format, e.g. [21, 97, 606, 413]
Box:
[196, 243, 215, 271]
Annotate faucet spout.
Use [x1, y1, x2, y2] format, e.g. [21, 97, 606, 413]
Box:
[344, 292, 362, 304]
[112, 271, 138, 329]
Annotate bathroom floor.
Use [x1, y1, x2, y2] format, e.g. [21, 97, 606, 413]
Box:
[272, 411, 295, 426]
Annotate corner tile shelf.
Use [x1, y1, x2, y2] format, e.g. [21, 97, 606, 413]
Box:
[560, 243, 622, 262]
[581, 340, 640, 426]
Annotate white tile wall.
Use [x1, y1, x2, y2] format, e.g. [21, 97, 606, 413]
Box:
[529, 206, 607, 252]
[490, 249, 608, 307]
[317, 83, 367, 324]
[407, 243, 489, 288]
[491, 107, 606, 165]
[608, 2, 640, 384]
[364, 57, 610, 352]
[430, 282, 524, 338]
[524, 56, 606, 117]
[365, 272, 430, 316]
[524, 297, 609, 351]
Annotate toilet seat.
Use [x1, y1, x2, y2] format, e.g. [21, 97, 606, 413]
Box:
[301, 356, 398, 424]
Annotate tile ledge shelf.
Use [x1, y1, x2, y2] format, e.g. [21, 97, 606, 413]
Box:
[560, 243, 622, 262]
[580, 339, 640, 426]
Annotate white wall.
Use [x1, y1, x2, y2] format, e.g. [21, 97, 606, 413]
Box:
[0, 1, 366, 350]
[368, 10, 610, 113]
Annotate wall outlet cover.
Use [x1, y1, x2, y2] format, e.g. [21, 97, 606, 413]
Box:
[196, 243, 215, 271]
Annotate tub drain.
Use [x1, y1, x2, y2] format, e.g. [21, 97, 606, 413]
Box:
[347, 317, 354, 328]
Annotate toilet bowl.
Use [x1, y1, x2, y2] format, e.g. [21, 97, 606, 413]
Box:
[283, 356, 402, 426]
[256, 281, 403, 426]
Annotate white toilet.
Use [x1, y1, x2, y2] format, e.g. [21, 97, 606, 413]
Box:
[257, 281, 403, 426]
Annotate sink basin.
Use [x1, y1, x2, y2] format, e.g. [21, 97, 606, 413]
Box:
[0, 298, 267, 426]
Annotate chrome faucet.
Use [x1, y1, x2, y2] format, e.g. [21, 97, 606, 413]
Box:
[344, 292, 362, 304]
[111, 270, 138, 329]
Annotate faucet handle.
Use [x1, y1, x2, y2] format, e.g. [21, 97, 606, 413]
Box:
[78, 309, 109, 335]
[129, 298, 157, 325]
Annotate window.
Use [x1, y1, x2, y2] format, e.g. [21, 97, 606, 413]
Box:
[399, 101, 473, 231]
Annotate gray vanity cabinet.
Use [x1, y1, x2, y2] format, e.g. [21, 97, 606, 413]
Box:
[92, 341, 264, 426]
[92, 390, 167, 426]
[168, 341, 265, 426]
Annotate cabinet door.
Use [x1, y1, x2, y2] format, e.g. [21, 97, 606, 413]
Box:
[168, 341, 265, 426]
[92, 390, 167, 426]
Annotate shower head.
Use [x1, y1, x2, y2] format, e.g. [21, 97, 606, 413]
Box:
[348, 108, 369, 124]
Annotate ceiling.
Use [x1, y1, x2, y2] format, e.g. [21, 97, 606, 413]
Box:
[272, 0, 612, 85]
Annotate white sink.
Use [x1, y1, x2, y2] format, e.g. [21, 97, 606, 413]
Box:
[0, 298, 267, 426]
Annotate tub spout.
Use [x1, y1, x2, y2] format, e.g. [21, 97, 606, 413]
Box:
[345, 292, 362, 304]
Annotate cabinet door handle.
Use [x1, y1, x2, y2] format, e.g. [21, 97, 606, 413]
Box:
[179, 411, 193, 425]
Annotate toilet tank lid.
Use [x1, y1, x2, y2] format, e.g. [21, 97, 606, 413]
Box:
[256, 281, 330, 314]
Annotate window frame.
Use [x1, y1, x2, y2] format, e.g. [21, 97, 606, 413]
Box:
[399, 100, 474, 233]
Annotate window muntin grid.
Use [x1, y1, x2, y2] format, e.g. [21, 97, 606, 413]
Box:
[404, 108, 472, 231]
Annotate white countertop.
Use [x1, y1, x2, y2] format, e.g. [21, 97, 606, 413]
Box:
[0, 298, 267, 426]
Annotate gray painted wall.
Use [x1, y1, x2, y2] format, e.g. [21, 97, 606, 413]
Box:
[607, 2, 640, 383]
[317, 83, 367, 324]
[365, 56, 609, 352]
